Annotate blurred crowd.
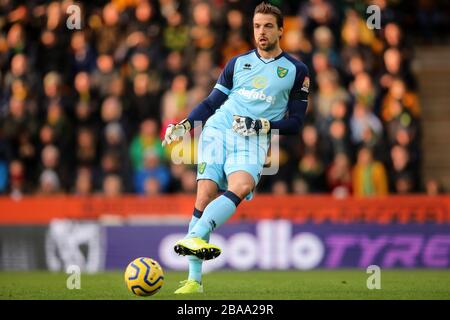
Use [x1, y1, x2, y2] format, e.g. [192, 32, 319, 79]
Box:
[0, 0, 448, 198]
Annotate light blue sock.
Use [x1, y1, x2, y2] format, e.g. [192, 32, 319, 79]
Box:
[187, 209, 208, 283]
[187, 234, 210, 284]
[188, 191, 241, 240]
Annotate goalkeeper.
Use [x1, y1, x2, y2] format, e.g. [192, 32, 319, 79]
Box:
[163, 2, 310, 294]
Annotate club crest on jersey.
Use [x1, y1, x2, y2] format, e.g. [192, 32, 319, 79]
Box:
[277, 66, 288, 78]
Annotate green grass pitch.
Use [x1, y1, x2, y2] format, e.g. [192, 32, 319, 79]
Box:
[1, 270, 449, 300]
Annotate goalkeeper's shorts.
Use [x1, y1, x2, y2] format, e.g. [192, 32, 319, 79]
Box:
[196, 126, 268, 200]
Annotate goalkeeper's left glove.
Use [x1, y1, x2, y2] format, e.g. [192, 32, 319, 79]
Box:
[232, 115, 270, 136]
[162, 118, 191, 147]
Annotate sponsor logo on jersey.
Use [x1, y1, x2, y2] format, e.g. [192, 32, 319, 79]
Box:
[251, 76, 268, 89]
[243, 63, 252, 70]
[237, 88, 276, 104]
[301, 76, 310, 93]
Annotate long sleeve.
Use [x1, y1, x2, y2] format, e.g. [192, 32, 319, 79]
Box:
[269, 63, 310, 135]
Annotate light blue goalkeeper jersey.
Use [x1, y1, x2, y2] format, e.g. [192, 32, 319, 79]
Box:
[194, 50, 309, 199]
[205, 49, 309, 130]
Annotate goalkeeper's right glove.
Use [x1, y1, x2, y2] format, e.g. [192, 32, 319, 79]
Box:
[232, 115, 270, 136]
[162, 118, 191, 147]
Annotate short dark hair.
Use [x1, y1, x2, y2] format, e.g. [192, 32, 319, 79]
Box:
[254, 2, 283, 28]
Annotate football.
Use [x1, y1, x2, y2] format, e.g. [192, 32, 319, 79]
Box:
[124, 257, 164, 296]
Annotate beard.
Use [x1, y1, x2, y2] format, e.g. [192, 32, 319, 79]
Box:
[257, 38, 277, 52]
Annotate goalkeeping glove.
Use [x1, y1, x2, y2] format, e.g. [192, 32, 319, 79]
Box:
[162, 118, 192, 146]
[232, 115, 270, 136]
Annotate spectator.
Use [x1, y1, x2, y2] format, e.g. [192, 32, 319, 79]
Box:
[128, 0, 162, 44]
[324, 120, 353, 163]
[71, 72, 99, 119]
[352, 147, 388, 197]
[350, 72, 376, 111]
[314, 69, 349, 129]
[74, 101, 99, 133]
[129, 119, 164, 171]
[340, 9, 376, 75]
[40, 71, 65, 113]
[299, 124, 324, 160]
[74, 167, 93, 196]
[38, 125, 56, 153]
[381, 78, 420, 122]
[39, 145, 63, 179]
[94, 3, 124, 56]
[143, 177, 162, 196]
[298, 153, 326, 193]
[36, 25, 68, 76]
[160, 74, 189, 130]
[38, 169, 61, 195]
[163, 11, 190, 52]
[350, 103, 383, 146]
[3, 98, 39, 149]
[8, 160, 26, 197]
[384, 97, 419, 147]
[326, 153, 352, 197]
[392, 127, 421, 168]
[134, 150, 171, 194]
[44, 102, 73, 150]
[3, 98, 39, 174]
[425, 178, 445, 195]
[292, 177, 309, 195]
[221, 31, 251, 66]
[312, 26, 340, 68]
[342, 53, 366, 86]
[75, 127, 98, 167]
[382, 22, 411, 62]
[357, 126, 387, 164]
[378, 47, 416, 91]
[312, 51, 332, 78]
[190, 50, 218, 89]
[272, 180, 289, 195]
[102, 174, 123, 197]
[190, 2, 217, 52]
[100, 96, 129, 138]
[161, 50, 187, 90]
[224, 9, 249, 44]
[129, 73, 161, 124]
[300, 0, 339, 40]
[97, 151, 123, 190]
[91, 54, 119, 99]
[69, 31, 96, 76]
[102, 122, 132, 191]
[389, 145, 418, 193]
[3, 53, 38, 101]
[6, 23, 28, 59]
